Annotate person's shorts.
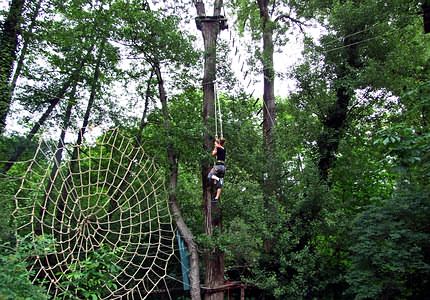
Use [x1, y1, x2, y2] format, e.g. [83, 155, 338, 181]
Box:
[213, 164, 225, 178]
[208, 164, 225, 188]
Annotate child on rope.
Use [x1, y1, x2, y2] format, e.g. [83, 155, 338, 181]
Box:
[208, 137, 226, 201]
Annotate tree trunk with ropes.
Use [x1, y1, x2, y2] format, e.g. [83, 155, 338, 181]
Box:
[256, 0, 276, 252]
[193, 1, 226, 299]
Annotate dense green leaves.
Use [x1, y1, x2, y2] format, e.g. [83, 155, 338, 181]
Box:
[0, 235, 54, 300]
[347, 190, 430, 299]
[58, 244, 122, 299]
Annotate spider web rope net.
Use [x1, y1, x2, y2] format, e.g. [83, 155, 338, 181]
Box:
[11, 128, 175, 299]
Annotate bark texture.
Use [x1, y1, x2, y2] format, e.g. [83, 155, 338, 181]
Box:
[256, 0, 277, 254]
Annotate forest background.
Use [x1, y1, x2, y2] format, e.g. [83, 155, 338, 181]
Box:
[0, 0, 429, 299]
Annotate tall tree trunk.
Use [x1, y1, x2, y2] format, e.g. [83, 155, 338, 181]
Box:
[0, 45, 94, 174]
[194, 1, 226, 299]
[10, 0, 44, 97]
[0, 0, 26, 133]
[256, 0, 277, 253]
[153, 62, 202, 300]
[317, 38, 360, 183]
[257, 0, 276, 155]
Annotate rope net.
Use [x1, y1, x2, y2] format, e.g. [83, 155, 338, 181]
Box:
[12, 128, 175, 299]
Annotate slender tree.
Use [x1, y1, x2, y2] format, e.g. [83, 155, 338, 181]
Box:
[10, 0, 44, 99]
[37, 82, 79, 236]
[0, 0, 26, 133]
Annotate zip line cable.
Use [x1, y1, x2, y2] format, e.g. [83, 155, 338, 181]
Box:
[322, 26, 377, 47]
[321, 11, 420, 47]
[322, 26, 406, 54]
[321, 12, 421, 53]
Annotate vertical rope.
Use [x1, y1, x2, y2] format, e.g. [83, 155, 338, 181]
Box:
[263, 98, 275, 127]
[214, 81, 223, 138]
[214, 81, 218, 139]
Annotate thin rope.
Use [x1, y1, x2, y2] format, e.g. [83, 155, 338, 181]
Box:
[322, 26, 407, 54]
[214, 81, 223, 138]
[214, 81, 219, 138]
[322, 12, 419, 48]
[163, 278, 173, 300]
[165, 274, 187, 285]
[262, 98, 275, 128]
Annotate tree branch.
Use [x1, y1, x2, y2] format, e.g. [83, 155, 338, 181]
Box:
[274, 14, 309, 33]
[194, 0, 205, 16]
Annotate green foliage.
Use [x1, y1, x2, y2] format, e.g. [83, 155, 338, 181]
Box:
[115, 0, 197, 63]
[0, 135, 43, 240]
[229, 0, 261, 36]
[0, 235, 54, 300]
[347, 189, 430, 299]
[58, 244, 122, 300]
[374, 124, 430, 181]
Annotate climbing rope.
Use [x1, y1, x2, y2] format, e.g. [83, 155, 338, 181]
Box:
[214, 81, 223, 139]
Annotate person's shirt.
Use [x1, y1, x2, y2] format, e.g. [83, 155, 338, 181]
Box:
[216, 146, 226, 162]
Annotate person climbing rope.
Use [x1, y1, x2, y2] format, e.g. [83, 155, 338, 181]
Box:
[208, 137, 226, 201]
